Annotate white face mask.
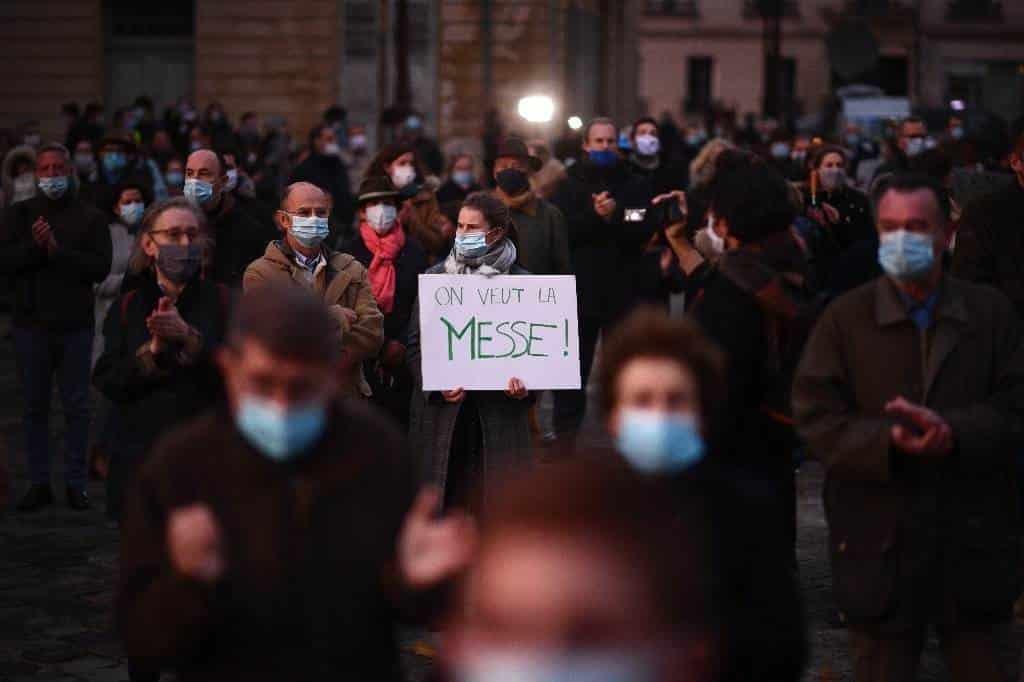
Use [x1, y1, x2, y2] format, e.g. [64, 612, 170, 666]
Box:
[224, 168, 239, 192]
[365, 204, 398, 234]
[323, 142, 341, 157]
[703, 213, 725, 255]
[12, 173, 36, 202]
[390, 165, 416, 189]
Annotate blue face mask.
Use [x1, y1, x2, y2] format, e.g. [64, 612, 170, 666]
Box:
[103, 152, 127, 174]
[457, 650, 655, 682]
[588, 149, 618, 168]
[165, 170, 184, 188]
[37, 176, 69, 200]
[289, 215, 330, 248]
[454, 232, 489, 260]
[616, 409, 705, 474]
[119, 201, 145, 226]
[452, 169, 475, 188]
[184, 178, 215, 207]
[235, 396, 327, 462]
[878, 229, 936, 281]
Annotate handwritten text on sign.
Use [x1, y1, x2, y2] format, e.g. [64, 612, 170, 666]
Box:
[418, 274, 581, 391]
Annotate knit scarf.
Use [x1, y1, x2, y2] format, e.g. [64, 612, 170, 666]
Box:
[444, 238, 518, 276]
[359, 221, 406, 314]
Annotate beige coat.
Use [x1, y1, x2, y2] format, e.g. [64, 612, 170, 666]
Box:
[243, 241, 384, 397]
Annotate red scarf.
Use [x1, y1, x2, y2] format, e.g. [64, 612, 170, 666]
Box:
[359, 221, 406, 314]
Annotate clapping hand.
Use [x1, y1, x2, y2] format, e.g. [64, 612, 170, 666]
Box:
[147, 297, 191, 353]
[885, 396, 954, 457]
[31, 217, 57, 253]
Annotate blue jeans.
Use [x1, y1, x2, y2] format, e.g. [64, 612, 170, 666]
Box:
[12, 326, 93, 491]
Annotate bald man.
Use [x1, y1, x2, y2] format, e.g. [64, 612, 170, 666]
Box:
[185, 148, 277, 286]
[243, 182, 383, 398]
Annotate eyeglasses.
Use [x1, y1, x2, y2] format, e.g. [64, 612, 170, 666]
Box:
[150, 228, 201, 242]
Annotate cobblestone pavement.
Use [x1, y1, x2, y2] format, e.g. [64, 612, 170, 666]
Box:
[1, 329, 1021, 681]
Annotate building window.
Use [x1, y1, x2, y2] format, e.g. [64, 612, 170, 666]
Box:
[106, 1, 194, 37]
[743, 0, 800, 19]
[345, 1, 376, 59]
[946, 0, 1002, 22]
[645, 0, 699, 16]
[686, 57, 713, 114]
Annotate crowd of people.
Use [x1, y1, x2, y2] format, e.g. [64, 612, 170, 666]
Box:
[2, 95, 1024, 682]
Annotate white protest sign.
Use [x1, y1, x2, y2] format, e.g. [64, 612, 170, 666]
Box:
[417, 274, 582, 392]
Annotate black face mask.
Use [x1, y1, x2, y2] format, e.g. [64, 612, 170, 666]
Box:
[495, 168, 530, 197]
[156, 243, 202, 284]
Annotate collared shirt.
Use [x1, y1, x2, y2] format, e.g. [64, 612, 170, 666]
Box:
[294, 249, 325, 273]
[897, 288, 940, 331]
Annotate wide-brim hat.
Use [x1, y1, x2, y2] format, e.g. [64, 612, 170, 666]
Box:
[494, 136, 542, 172]
[99, 129, 137, 152]
[357, 175, 400, 204]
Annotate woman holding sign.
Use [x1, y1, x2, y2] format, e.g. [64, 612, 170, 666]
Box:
[408, 192, 533, 511]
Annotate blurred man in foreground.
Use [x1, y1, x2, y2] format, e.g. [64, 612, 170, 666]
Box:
[119, 286, 474, 681]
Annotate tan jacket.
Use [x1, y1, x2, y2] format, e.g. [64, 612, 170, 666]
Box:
[243, 241, 384, 397]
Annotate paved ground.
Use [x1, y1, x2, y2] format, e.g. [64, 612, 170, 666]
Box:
[1, 328, 1021, 681]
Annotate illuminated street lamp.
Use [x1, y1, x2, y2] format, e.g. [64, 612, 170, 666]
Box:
[567, 116, 583, 131]
[518, 95, 555, 123]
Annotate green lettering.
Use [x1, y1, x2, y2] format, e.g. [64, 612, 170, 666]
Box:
[494, 321, 518, 358]
[527, 323, 559, 357]
[441, 316, 476, 360]
[476, 321, 495, 359]
[510, 321, 531, 358]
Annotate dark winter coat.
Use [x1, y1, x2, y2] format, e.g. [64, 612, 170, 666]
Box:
[951, 181, 1024, 317]
[793, 275, 1024, 631]
[0, 192, 111, 331]
[207, 196, 279, 287]
[551, 159, 657, 322]
[92, 271, 227, 518]
[118, 399, 416, 682]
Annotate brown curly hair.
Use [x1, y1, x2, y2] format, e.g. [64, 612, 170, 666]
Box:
[596, 307, 727, 419]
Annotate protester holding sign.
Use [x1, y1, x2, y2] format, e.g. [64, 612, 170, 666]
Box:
[408, 192, 533, 511]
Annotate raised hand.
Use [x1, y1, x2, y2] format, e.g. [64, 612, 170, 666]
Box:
[398, 487, 476, 590]
[167, 504, 225, 583]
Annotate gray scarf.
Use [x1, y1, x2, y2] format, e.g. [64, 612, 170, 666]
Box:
[444, 238, 518, 276]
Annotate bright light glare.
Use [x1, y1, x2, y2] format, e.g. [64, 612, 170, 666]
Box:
[567, 116, 583, 130]
[518, 95, 555, 123]
[950, 99, 966, 111]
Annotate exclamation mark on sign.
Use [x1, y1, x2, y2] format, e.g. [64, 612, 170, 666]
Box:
[563, 319, 569, 357]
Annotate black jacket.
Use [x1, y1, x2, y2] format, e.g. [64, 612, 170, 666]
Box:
[290, 153, 355, 230]
[551, 159, 657, 321]
[93, 272, 227, 461]
[343, 231, 430, 344]
[807, 185, 874, 252]
[0, 192, 111, 331]
[208, 197, 279, 287]
[952, 181, 1024, 316]
[119, 400, 416, 682]
[627, 155, 688, 196]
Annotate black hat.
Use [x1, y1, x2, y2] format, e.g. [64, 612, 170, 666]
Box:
[357, 175, 400, 204]
[494, 136, 542, 172]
